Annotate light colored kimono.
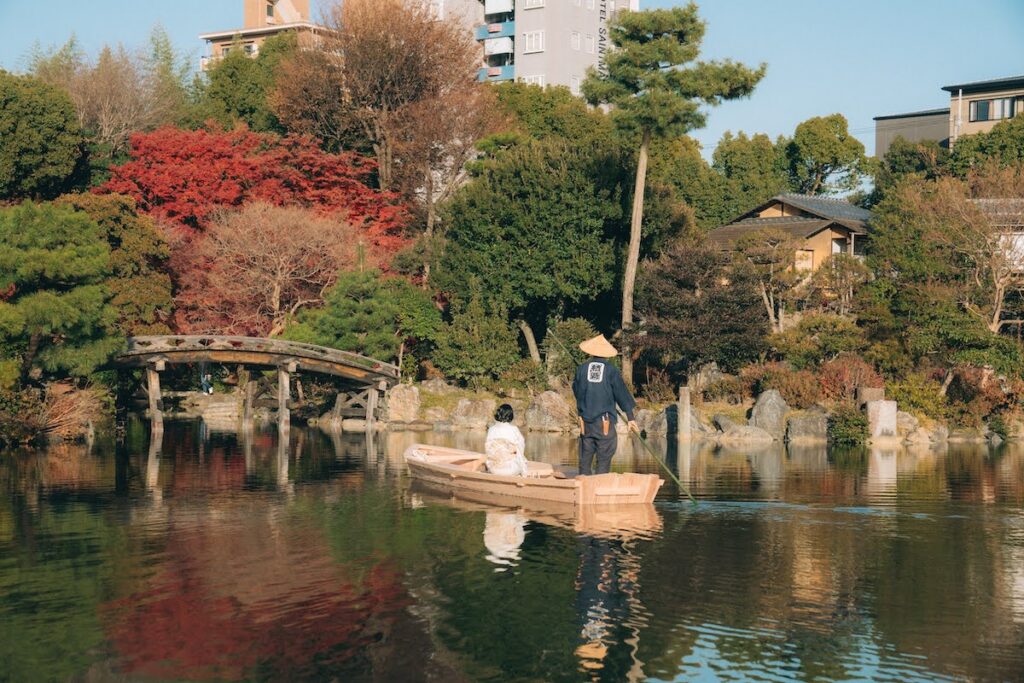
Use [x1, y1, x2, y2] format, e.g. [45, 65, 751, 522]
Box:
[484, 422, 529, 476]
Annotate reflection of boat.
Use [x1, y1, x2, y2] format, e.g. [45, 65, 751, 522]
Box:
[410, 482, 663, 540]
[404, 444, 663, 506]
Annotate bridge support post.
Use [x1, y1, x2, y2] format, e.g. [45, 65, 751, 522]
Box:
[366, 388, 379, 432]
[146, 361, 165, 428]
[242, 380, 256, 427]
[277, 361, 296, 433]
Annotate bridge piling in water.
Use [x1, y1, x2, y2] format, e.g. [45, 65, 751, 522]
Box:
[146, 361, 165, 429]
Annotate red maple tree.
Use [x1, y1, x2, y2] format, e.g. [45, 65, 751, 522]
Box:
[101, 126, 408, 254]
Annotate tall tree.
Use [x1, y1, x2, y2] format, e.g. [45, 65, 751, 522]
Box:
[638, 242, 768, 374]
[783, 113, 867, 195]
[56, 193, 173, 335]
[0, 71, 86, 200]
[196, 33, 295, 132]
[435, 140, 621, 362]
[712, 131, 789, 211]
[0, 202, 119, 381]
[277, 0, 481, 191]
[582, 5, 764, 386]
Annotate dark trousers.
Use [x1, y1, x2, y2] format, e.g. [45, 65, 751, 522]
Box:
[579, 434, 617, 475]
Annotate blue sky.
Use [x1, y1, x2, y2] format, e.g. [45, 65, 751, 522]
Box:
[1, 0, 1021, 157]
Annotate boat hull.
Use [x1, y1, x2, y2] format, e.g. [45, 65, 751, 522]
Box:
[403, 444, 663, 506]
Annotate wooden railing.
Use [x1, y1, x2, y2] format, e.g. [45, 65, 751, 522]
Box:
[118, 335, 399, 383]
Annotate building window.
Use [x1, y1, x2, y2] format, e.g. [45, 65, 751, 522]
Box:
[570, 76, 580, 95]
[571, 31, 581, 50]
[266, 2, 274, 18]
[243, 43, 255, 55]
[523, 0, 544, 7]
[522, 30, 545, 53]
[970, 97, 1015, 122]
[221, 46, 232, 56]
[585, 34, 595, 53]
[520, 75, 545, 87]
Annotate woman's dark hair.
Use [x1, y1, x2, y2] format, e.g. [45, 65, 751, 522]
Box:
[495, 403, 514, 423]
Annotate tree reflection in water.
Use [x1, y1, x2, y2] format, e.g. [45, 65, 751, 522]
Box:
[2, 423, 1024, 681]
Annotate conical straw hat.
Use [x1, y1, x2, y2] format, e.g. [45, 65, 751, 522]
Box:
[579, 334, 618, 358]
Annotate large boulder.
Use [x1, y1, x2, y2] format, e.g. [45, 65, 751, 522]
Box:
[750, 389, 789, 439]
[896, 411, 919, 437]
[386, 384, 420, 422]
[786, 410, 828, 443]
[718, 425, 774, 444]
[451, 398, 496, 430]
[423, 406, 450, 423]
[524, 391, 577, 433]
[420, 378, 456, 395]
[713, 413, 740, 432]
[635, 408, 668, 436]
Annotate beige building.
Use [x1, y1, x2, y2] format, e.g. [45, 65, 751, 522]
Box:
[199, 0, 324, 69]
[945, 75, 1024, 143]
[874, 74, 1024, 157]
[707, 194, 870, 273]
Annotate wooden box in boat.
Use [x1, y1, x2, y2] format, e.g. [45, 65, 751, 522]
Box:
[403, 444, 663, 506]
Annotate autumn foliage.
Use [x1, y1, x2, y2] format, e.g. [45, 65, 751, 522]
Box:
[173, 203, 369, 336]
[101, 126, 408, 254]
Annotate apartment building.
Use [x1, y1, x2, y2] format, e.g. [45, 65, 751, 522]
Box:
[874, 74, 1024, 157]
[199, 0, 324, 69]
[476, 0, 640, 93]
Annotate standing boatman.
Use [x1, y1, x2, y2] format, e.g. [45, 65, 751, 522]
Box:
[572, 334, 639, 475]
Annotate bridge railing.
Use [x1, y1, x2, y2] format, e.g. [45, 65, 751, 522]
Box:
[121, 335, 400, 381]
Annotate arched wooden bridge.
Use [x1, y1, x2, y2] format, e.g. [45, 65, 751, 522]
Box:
[114, 336, 399, 429]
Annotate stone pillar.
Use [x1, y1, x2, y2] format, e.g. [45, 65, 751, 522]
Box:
[146, 361, 165, 429]
[678, 386, 692, 442]
[867, 400, 898, 441]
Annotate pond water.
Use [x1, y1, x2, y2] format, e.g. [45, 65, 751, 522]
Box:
[2, 422, 1024, 682]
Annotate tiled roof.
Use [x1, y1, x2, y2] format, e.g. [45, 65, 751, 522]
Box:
[971, 198, 1024, 227]
[775, 193, 873, 224]
[706, 217, 833, 248]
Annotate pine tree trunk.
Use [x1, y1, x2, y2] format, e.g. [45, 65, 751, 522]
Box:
[620, 129, 651, 390]
[517, 319, 542, 364]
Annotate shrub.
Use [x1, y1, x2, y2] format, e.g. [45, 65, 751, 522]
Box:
[946, 366, 1021, 429]
[887, 373, 948, 421]
[542, 317, 597, 385]
[432, 293, 519, 388]
[769, 313, 867, 369]
[0, 388, 47, 445]
[829, 404, 867, 445]
[818, 353, 883, 402]
[498, 359, 548, 393]
[702, 376, 749, 405]
[739, 362, 821, 409]
[641, 367, 675, 404]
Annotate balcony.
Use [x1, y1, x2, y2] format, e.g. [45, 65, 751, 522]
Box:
[484, 36, 513, 56]
[475, 20, 514, 41]
[477, 65, 515, 82]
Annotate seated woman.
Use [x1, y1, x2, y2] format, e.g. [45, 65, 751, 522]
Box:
[484, 404, 529, 477]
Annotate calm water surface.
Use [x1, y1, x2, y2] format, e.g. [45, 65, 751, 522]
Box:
[2, 422, 1024, 682]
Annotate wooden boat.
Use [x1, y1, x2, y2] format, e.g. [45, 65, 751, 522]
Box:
[403, 443, 663, 506]
[409, 482, 663, 541]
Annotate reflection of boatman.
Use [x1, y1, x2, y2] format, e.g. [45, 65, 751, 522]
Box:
[572, 335, 638, 476]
